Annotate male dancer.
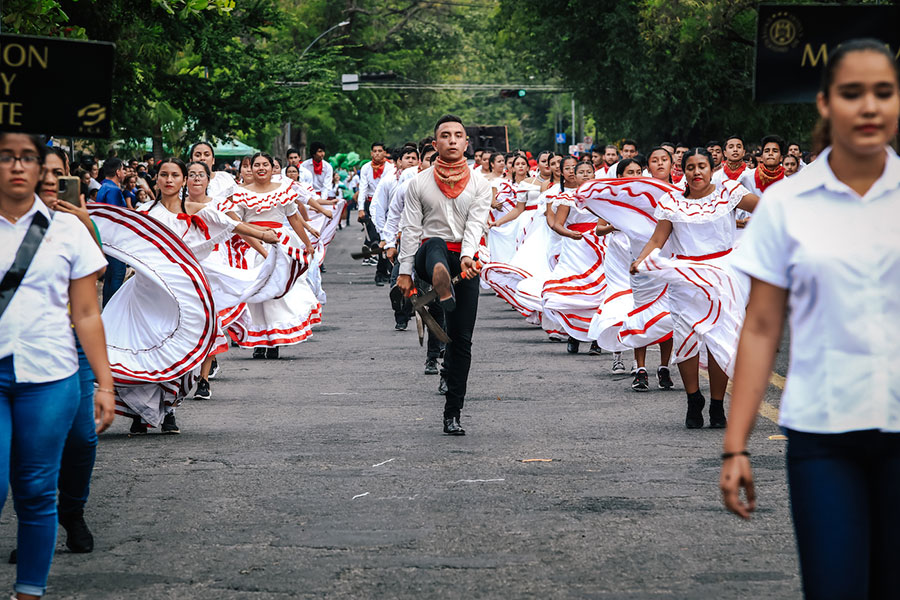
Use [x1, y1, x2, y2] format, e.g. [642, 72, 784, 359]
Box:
[356, 142, 395, 280]
[397, 115, 491, 435]
[712, 135, 747, 187]
[301, 142, 334, 198]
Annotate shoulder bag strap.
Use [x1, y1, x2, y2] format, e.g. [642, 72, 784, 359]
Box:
[0, 211, 51, 318]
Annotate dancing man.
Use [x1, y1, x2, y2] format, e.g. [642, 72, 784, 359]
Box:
[396, 115, 491, 435]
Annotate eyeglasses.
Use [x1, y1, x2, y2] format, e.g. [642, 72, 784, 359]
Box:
[0, 153, 40, 166]
[187, 173, 208, 180]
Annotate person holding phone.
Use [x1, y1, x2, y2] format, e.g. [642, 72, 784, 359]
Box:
[0, 133, 114, 600]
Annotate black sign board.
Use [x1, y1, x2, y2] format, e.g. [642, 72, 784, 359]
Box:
[465, 125, 509, 156]
[0, 34, 115, 138]
[755, 4, 900, 103]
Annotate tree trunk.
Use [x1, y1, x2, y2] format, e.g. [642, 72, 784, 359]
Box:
[152, 122, 165, 162]
[272, 121, 290, 160]
[299, 126, 308, 160]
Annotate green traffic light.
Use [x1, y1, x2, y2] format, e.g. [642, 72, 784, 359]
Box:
[518, 89, 526, 97]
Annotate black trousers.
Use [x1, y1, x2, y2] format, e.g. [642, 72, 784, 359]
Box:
[363, 199, 390, 280]
[414, 238, 479, 418]
[389, 259, 413, 325]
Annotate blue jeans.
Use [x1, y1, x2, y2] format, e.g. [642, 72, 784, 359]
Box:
[102, 255, 126, 307]
[786, 428, 900, 599]
[0, 355, 79, 596]
[57, 343, 98, 515]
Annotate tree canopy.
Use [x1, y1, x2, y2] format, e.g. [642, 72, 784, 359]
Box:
[5, 0, 832, 157]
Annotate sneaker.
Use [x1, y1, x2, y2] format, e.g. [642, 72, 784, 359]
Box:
[438, 377, 448, 395]
[587, 341, 602, 356]
[58, 511, 94, 553]
[630, 360, 639, 376]
[208, 358, 220, 379]
[631, 369, 649, 392]
[657, 366, 674, 390]
[129, 416, 148, 435]
[194, 378, 211, 401]
[161, 412, 180, 434]
[395, 321, 408, 331]
[265, 347, 279, 359]
[252, 348, 266, 359]
[424, 357, 439, 375]
[611, 353, 626, 374]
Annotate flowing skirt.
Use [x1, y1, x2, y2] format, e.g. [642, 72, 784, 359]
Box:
[541, 231, 607, 342]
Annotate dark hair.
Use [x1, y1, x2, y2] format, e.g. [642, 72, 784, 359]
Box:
[647, 146, 673, 162]
[622, 139, 638, 150]
[250, 152, 274, 169]
[418, 136, 435, 153]
[536, 150, 553, 166]
[632, 153, 647, 170]
[151, 157, 188, 211]
[724, 134, 743, 146]
[399, 146, 418, 160]
[371, 141, 386, 151]
[760, 135, 786, 155]
[188, 141, 215, 161]
[45, 147, 69, 173]
[680, 148, 713, 197]
[604, 144, 618, 152]
[310, 141, 325, 155]
[706, 140, 722, 150]
[285, 163, 300, 174]
[474, 147, 485, 154]
[421, 147, 438, 163]
[783, 154, 799, 166]
[187, 160, 211, 179]
[787, 141, 801, 150]
[486, 152, 504, 170]
[675, 142, 690, 150]
[616, 158, 641, 177]
[509, 155, 530, 184]
[814, 38, 900, 152]
[559, 155, 578, 191]
[101, 157, 124, 178]
[433, 114, 465, 135]
[660, 141, 675, 149]
[286, 147, 300, 158]
[239, 155, 252, 167]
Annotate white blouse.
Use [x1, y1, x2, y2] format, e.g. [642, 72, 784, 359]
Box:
[732, 147, 900, 434]
[655, 180, 748, 258]
[0, 197, 107, 383]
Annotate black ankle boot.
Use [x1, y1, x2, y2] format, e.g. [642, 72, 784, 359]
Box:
[59, 510, 94, 553]
[685, 390, 705, 429]
[709, 399, 727, 429]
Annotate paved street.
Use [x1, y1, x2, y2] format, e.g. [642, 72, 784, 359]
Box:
[2, 226, 800, 599]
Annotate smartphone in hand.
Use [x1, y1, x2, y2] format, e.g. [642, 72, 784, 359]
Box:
[58, 176, 82, 207]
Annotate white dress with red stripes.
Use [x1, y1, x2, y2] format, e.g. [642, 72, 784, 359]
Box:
[575, 178, 676, 349]
[636, 180, 751, 373]
[223, 181, 318, 348]
[540, 193, 604, 341]
[480, 180, 543, 311]
[88, 204, 217, 427]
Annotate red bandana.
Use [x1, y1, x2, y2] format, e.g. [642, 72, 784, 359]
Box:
[722, 161, 747, 181]
[672, 168, 683, 184]
[313, 159, 323, 176]
[754, 164, 785, 192]
[177, 213, 210, 240]
[372, 161, 385, 180]
[433, 157, 471, 199]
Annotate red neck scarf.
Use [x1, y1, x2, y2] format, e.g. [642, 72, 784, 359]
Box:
[754, 164, 785, 192]
[313, 159, 323, 175]
[177, 213, 210, 239]
[672, 168, 683, 184]
[722, 161, 747, 180]
[433, 156, 471, 199]
[372, 161, 385, 180]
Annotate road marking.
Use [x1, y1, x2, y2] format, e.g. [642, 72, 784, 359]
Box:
[372, 458, 396, 468]
[449, 478, 505, 484]
[698, 369, 783, 424]
[351, 492, 370, 500]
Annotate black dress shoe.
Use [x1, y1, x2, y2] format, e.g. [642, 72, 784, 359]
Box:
[59, 510, 94, 553]
[389, 285, 405, 313]
[265, 347, 279, 359]
[566, 337, 580, 354]
[443, 417, 466, 435]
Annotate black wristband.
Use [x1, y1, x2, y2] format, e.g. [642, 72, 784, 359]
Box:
[721, 450, 750, 460]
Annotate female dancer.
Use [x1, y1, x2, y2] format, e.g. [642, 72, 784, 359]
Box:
[189, 141, 236, 201]
[487, 155, 532, 263]
[631, 148, 758, 428]
[541, 158, 605, 349]
[223, 152, 318, 359]
[782, 154, 800, 176]
[721, 39, 900, 598]
[181, 160, 283, 399]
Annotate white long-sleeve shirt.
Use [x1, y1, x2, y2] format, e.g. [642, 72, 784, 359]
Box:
[300, 158, 334, 197]
[370, 171, 401, 235]
[383, 168, 418, 246]
[398, 167, 492, 275]
[357, 160, 396, 203]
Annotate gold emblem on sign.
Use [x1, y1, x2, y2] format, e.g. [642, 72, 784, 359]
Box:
[762, 11, 803, 53]
[77, 103, 106, 126]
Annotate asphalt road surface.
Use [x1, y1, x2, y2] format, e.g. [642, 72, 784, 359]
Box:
[1, 225, 799, 599]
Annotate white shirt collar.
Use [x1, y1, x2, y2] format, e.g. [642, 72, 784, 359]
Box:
[0, 194, 51, 227]
[788, 146, 900, 201]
